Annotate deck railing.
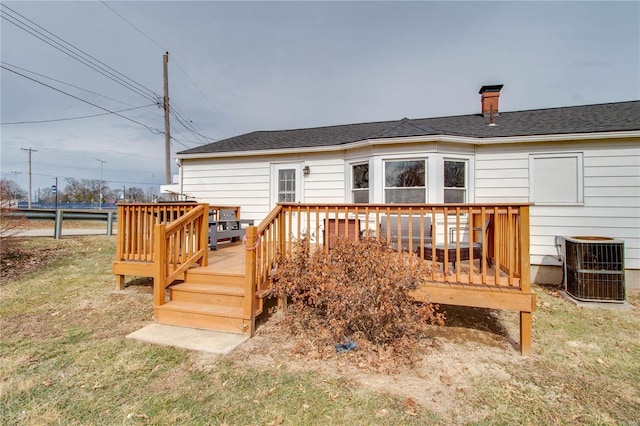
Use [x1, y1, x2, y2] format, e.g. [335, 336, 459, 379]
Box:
[116, 203, 201, 263]
[113, 203, 241, 289]
[115, 203, 241, 263]
[153, 204, 209, 308]
[249, 203, 531, 293]
[246, 202, 534, 354]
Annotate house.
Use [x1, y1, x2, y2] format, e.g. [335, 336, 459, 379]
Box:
[175, 86, 640, 289]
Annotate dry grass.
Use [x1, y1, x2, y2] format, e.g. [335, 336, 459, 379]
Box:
[1, 236, 638, 425]
[0, 237, 432, 425]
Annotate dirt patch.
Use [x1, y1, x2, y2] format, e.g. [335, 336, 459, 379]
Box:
[0, 243, 63, 282]
[234, 303, 522, 423]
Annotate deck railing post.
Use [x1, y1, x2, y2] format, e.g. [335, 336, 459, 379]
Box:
[244, 226, 258, 336]
[115, 205, 125, 290]
[200, 204, 209, 267]
[153, 223, 167, 316]
[518, 205, 534, 356]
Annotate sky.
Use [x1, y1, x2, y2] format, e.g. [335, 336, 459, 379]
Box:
[1, 1, 638, 200]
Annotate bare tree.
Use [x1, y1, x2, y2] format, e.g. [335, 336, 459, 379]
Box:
[38, 186, 59, 203]
[0, 179, 27, 255]
[127, 187, 145, 202]
[63, 178, 101, 203]
[0, 179, 26, 203]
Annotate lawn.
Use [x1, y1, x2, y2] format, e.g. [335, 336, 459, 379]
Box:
[1, 236, 638, 425]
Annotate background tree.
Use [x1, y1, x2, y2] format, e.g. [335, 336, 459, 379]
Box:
[127, 187, 145, 202]
[38, 186, 58, 203]
[0, 178, 26, 202]
[63, 178, 101, 203]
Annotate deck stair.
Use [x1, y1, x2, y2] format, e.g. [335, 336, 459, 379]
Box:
[154, 268, 256, 335]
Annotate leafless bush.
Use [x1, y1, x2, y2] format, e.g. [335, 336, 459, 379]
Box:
[0, 179, 27, 259]
[273, 236, 445, 351]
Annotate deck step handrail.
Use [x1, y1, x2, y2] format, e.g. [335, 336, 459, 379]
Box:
[153, 204, 209, 309]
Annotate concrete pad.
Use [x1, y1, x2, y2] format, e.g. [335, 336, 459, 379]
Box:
[126, 324, 249, 354]
[561, 291, 635, 311]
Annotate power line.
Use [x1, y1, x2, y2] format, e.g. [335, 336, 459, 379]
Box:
[1, 103, 156, 125]
[1, 65, 164, 135]
[168, 102, 220, 143]
[169, 127, 206, 147]
[172, 58, 239, 134]
[100, 1, 165, 51]
[0, 61, 152, 109]
[30, 171, 161, 186]
[99, 1, 235, 136]
[1, 13, 159, 105]
[33, 161, 156, 175]
[170, 136, 200, 149]
[0, 4, 160, 104]
[169, 110, 207, 145]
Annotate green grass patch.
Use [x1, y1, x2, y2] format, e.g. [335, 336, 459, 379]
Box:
[1, 236, 638, 424]
[1, 236, 439, 425]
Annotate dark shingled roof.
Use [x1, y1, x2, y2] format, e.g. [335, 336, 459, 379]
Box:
[179, 101, 640, 155]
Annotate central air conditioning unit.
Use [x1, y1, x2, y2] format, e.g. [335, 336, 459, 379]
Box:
[564, 236, 625, 302]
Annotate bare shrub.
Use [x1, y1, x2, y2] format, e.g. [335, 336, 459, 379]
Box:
[273, 236, 445, 354]
[0, 179, 27, 260]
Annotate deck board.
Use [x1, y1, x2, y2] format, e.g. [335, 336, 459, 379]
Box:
[204, 241, 246, 275]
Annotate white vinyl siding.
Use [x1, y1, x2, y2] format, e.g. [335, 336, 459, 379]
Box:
[181, 158, 270, 221]
[475, 140, 640, 269]
[181, 137, 639, 270]
[303, 159, 345, 204]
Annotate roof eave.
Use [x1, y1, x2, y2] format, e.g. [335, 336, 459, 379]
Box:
[176, 130, 640, 160]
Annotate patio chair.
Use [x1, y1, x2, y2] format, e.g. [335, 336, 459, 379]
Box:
[422, 218, 492, 271]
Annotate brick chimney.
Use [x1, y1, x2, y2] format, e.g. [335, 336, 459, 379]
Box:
[479, 84, 503, 116]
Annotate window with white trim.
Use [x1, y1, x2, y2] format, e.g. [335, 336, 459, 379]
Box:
[384, 160, 426, 203]
[530, 153, 583, 205]
[352, 163, 369, 203]
[444, 160, 467, 203]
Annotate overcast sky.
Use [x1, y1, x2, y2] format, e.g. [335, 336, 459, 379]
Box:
[1, 1, 638, 198]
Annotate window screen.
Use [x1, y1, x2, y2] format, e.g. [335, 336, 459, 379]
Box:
[384, 160, 426, 203]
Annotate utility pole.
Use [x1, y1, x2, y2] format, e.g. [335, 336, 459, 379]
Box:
[21, 147, 37, 209]
[163, 52, 171, 185]
[96, 158, 106, 210]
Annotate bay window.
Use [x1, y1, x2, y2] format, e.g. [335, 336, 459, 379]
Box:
[352, 163, 370, 203]
[444, 160, 467, 203]
[384, 160, 426, 203]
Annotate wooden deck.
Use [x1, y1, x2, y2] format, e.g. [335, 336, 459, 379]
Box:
[113, 202, 536, 355]
[204, 241, 246, 274]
